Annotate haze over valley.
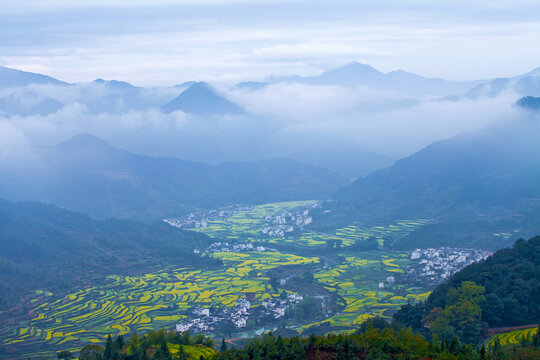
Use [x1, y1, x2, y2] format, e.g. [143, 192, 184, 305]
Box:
[1, 1, 539, 359]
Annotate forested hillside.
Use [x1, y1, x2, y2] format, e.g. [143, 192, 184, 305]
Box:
[312, 121, 540, 250]
[65, 327, 540, 360]
[0, 198, 216, 310]
[0, 134, 348, 220]
[393, 236, 540, 342]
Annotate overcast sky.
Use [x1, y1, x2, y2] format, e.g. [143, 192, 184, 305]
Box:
[1, 0, 540, 86]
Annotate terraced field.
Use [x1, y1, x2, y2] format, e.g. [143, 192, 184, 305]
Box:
[489, 327, 539, 346]
[188, 201, 431, 248]
[2, 201, 433, 358]
[302, 251, 429, 330]
[0, 252, 318, 357]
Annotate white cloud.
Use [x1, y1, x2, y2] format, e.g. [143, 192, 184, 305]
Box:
[1, 1, 539, 85]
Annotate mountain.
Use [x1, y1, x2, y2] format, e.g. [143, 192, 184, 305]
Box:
[517, 96, 540, 111]
[0, 89, 64, 116]
[394, 235, 540, 331]
[232, 81, 267, 91]
[162, 81, 244, 115]
[0, 66, 67, 88]
[313, 120, 540, 250]
[465, 67, 540, 99]
[0, 134, 348, 220]
[282, 62, 482, 98]
[0, 197, 214, 310]
[75, 78, 159, 114]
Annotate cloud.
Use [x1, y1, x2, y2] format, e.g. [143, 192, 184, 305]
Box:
[228, 82, 523, 157]
[1, 1, 539, 85]
[0, 76, 524, 177]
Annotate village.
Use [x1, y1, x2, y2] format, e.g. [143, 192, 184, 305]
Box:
[163, 205, 250, 229]
[402, 247, 492, 288]
[163, 203, 316, 238]
[261, 208, 313, 237]
[175, 292, 304, 334]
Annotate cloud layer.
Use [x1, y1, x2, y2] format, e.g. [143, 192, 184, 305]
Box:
[1, 1, 539, 85]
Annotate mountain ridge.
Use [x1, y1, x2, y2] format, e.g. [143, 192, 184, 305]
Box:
[312, 120, 540, 249]
[0, 66, 68, 88]
[0, 133, 349, 220]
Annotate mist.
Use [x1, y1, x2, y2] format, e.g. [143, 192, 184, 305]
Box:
[0, 66, 530, 181]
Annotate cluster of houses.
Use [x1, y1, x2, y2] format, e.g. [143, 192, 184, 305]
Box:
[164, 203, 318, 239]
[163, 205, 251, 229]
[262, 293, 304, 319]
[195, 241, 269, 255]
[261, 208, 313, 237]
[175, 293, 305, 334]
[403, 247, 492, 288]
[378, 276, 395, 290]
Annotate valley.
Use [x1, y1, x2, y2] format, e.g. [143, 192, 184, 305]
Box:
[0, 201, 490, 359]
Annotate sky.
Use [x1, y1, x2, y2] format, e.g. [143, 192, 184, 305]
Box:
[1, 0, 540, 86]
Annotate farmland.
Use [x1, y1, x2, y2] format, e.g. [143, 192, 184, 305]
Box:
[303, 251, 429, 331]
[0, 251, 318, 357]
[489, 327, 539, 347]
[176, 201, 432, 248]
[1, 200, 434, 358]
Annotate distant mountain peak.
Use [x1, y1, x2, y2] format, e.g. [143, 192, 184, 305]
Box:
[91, 78, 138, 90]
[162, 81, 244, 116]
[0, 66, 67, 88]
[513, 66, 540, 79]
[516, 96, 540, 111]
[307, 62, 384, 86]
[325, 61, 383, 76]
[58, 133, 112, 150]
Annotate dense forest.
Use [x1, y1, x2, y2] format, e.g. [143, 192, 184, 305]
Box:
[0, 198, 218, 310]
[63, 326, 540, 360]
[393, 236, 540, 343]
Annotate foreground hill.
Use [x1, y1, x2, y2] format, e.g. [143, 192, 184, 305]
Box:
[313, 119, 540, 249]
[67, 326, 540, 360]
[0, 134, 348, 220]
[394, 236, 540, 340]
[0, 198, 215, 310]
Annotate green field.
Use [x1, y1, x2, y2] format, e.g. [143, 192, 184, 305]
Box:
[188, 201, 431, 248]
[0, 251, 318, 357]
[303, 251, 429, 330]
[489, 327, 539, 347]
[1, 200, 432, 358]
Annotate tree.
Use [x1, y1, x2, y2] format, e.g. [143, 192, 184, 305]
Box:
[177, 345, 188, 360]
[154, 341, 172, 360]
[57, 350, 74, 359]
[424, 281, 486, 344]
[221, 338, 228, 352]
[127, 331, 140, 355]
[221, 320, 236, 339]
[79, 344, 104, 360]
[114, 334, 124, 350]
[103, 334, 113, 360]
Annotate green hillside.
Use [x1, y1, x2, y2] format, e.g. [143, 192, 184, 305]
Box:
[312, 122, 540, 250]
[393, 236, 540, 343]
